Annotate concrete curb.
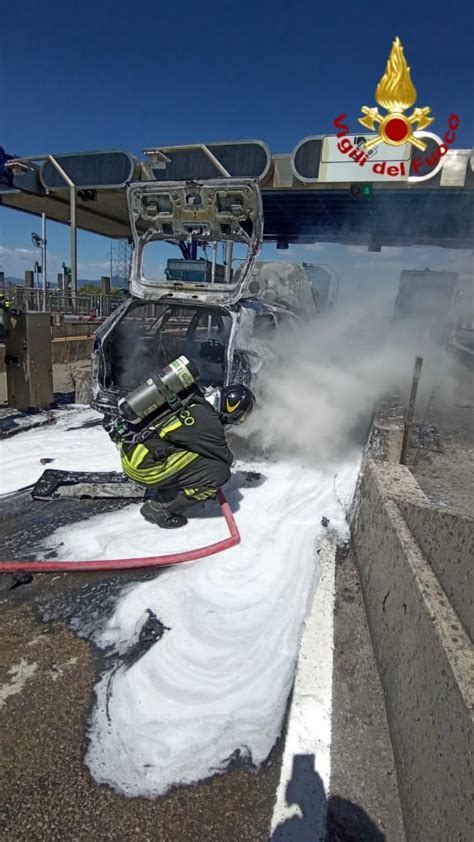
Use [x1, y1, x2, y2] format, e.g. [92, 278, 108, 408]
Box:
[270, 537, 336, 840]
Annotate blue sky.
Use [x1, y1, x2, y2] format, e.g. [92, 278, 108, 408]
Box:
[1, 0, 472, 300]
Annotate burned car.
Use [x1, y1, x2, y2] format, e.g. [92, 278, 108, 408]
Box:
[91, 179, 318, 416]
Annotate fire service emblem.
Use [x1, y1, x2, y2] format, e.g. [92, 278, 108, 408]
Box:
[359, 37, 434, 152]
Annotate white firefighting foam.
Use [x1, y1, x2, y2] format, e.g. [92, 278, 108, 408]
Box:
[0, 407, 121, 494]
[0, 407, 360, 798]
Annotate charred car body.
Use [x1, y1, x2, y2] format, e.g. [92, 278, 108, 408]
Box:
[91, 178, 319, 416]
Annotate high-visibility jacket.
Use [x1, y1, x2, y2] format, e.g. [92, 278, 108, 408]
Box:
[118, 393, 233, 487]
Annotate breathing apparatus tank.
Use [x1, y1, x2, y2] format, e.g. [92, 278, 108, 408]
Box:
[118, 355, 199, 425]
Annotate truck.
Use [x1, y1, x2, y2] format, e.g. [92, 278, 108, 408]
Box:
[393, 268, 459, 344]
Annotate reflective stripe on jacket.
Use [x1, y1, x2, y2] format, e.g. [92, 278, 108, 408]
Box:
[119, 441, 199, 486]
[118, 393, 232, 485]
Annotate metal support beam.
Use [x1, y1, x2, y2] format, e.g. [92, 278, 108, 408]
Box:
[8, 154, 79, 308]
[70, 185, 77, 306]
[101, 275, 111, 317]
[41, 213, 47, 295]
[41, 155, 77, 308]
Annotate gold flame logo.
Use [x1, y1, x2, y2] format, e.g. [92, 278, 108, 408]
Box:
[359, 37, 434, 151]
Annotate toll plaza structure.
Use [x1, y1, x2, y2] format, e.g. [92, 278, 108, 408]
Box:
[1, 136, 473, 300]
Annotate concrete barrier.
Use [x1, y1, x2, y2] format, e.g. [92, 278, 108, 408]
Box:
[399, 500, 473, 640]
[50, 336, 94, 365]
[351, 406, 474, 842]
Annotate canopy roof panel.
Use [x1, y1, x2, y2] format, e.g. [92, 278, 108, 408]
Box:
[1, 142, 473, 248]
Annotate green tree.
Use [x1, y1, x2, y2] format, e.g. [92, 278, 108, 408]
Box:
[80, 284, 101, 295]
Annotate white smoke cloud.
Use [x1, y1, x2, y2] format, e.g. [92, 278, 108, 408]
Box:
[234, 293, 456, 464]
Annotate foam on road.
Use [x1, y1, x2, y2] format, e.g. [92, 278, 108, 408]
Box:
[1, 407, 361, 800]
[0, 407, 120, 494]
[46, 456, 360, 797]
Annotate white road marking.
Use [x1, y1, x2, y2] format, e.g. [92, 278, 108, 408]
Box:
[0, 659, 38, 709]
[270, 536, 337, 839]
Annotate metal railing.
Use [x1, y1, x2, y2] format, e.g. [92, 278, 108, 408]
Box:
[7, 286, 126, 318]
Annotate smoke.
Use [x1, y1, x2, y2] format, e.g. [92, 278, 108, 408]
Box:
[233, 293, 456, 464]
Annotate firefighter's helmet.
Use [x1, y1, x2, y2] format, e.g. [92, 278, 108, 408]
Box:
[220, 384, 255, 424]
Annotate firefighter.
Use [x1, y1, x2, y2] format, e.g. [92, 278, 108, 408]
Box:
[0, 293, 21, 342]
[106, 383, 255, 529]
[0, 292, 21, 316]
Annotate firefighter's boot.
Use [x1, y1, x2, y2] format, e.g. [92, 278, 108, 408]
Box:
[140, 500, 187, 529]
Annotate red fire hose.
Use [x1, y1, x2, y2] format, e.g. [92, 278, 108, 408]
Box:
[0, 491, 239, 574]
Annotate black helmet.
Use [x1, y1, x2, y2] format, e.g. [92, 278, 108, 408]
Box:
[220, 384, 255, 424]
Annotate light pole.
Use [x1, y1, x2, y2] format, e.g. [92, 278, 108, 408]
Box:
[41, 213, 47, 289]
[31, 214, 47, 306]
[7, 155, 76, 306]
